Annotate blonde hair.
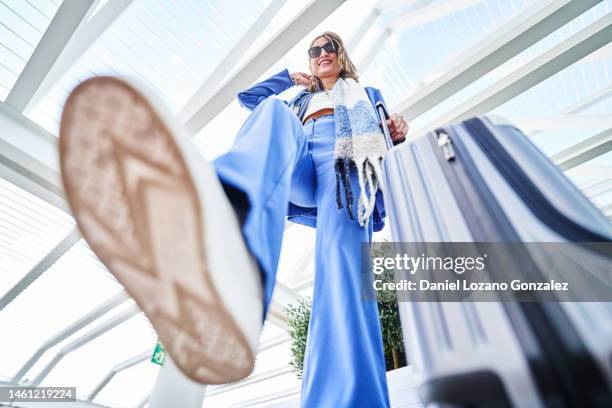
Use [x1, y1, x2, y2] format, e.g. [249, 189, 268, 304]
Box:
[307, 31, 358, 92]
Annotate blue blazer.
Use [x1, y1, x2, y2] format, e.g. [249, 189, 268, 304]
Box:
[237, 69, 390, 232]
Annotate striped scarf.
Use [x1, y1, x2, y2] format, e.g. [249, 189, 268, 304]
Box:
[332, 78, 387, 228]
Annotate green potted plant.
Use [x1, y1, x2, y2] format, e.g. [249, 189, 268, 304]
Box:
[376, 266, 407, 370]
[286, 297, 312, 379]
[286, 255, 406, 376]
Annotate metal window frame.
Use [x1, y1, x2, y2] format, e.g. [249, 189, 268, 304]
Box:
[206, 366, 294, 397]
[582, 178, 612, 199]
[29, 305, 139, 387]
[11, 291, 129, 383]
[0, 227, 80, 311]
[529, 83, 612, 136]
[177, 0, 286, 123]
[5, 0, 97, 112]
[408, 12, 612, 138]
[391, 0, 602, 121]
[182, 0, 346, 134]
[388, 0, 485, 31]
[514, 114, 612, 132]
[87, 350, 150, 401]
[552, 127, 612, 171]
[6, 0, 135, 114]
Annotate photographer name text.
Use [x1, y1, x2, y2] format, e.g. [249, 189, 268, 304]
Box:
[373, 279, 569, 292]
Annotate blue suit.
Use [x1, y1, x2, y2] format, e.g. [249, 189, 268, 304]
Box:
[213, 69, 391, 407]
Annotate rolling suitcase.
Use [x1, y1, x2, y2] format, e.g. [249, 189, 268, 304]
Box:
[378, 115, 612, 407]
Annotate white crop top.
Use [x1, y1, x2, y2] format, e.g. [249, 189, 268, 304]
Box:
[302, 90, 335, 122]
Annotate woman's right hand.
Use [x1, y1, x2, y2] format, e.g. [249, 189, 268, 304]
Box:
[291, 72, 312, 87]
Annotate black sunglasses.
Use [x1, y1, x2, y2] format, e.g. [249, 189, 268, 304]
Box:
[308, 41, 338, 59]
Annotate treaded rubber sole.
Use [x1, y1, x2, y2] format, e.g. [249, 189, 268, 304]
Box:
[59, 77, 255, 384]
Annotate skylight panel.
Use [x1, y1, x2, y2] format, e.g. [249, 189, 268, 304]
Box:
[0, 0, 62, 101]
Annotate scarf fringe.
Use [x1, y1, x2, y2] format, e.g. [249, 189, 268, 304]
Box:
[355, 157, 384, 228]
[356, 160, 368, 226]
[337, 154, 385, 228]
[334, 158, 355, 220]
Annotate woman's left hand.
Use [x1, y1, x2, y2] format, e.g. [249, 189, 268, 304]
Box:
[386, 113, 408, 143]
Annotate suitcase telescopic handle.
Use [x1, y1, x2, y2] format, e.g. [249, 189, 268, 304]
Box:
[376, 101, 394, 151]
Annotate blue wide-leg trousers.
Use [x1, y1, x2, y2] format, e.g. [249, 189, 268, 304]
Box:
[213, 98, 390, 408]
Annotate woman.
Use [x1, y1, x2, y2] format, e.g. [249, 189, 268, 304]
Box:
[236, 32, 407, 407]
[59, 31, 407, 407]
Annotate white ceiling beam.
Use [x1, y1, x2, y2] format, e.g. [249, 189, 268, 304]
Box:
[529, 83, 612, 136]
[266, 306, 288, 330]
[496, 41, 612, 80]
[232, 387, 300, 408]
[582, 41, 612, 62]
[87, 351, 150, 401]
[30, 305, 139, 387]
[259, 335, 290, 354]
[177, 0, 285, 123]
[5, 0, 95, 112]
[0, 102, 67, 213]
[11, 291, 129, 384]
[346, 0, 426, 53]
[0, 227, 80, 311]
[0, 103, 73, 318]
[583, 178, 612, 199]
[83, 0, 104, 20]
[207, 366, 294, 396]
[183, 0, 346, 134]
[272, 281, 303, 308]
[389, 0, 485, 31]
[392, 0, 602, 122]
[579, 177, 607, 190]
[561, 83, 612, 115]
[291, 277, 314, 293]
[9, 0, 135, 114]
[515, 114, 612, 132]
[357, 0, 480, 77]
[600, 202, 612, 216]
[345, 7, 381, 52]
[409, 12, 612, 138]
[566, 164, 612, 178]
[357, 27, 392, 74]
[552, 128, 612, 171]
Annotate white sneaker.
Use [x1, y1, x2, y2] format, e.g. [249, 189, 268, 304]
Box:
[59, 77, 263, 384]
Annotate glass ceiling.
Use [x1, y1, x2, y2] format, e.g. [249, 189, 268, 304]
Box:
[0, 0, 62, 100]
[0, 176, 74, 295]
[25, 0, 268, 133]
[0, 0, 611, 407]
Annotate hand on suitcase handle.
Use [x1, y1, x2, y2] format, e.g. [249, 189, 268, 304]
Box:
[386, 113, 408, 143]
[377, 102, 408, 150]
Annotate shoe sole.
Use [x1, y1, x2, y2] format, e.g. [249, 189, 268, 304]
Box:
[59, 77, 255, 384]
